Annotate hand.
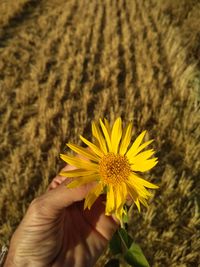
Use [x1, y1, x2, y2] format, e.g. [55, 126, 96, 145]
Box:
[4, 165, 118, 267]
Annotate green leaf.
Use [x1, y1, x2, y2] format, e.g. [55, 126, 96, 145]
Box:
[109, 228, 134, 255]
[109, 231, 122, 255]
[124, 242, 150, 267]
[118, 228, 133, 249]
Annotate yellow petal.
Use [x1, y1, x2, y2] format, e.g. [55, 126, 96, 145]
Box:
[115, 184, 127, 221]
[115, 206, 125, 222]
[128, 185, 148, 212]
[60, 169, 96, 178]
[127, 184, 141, 211]
[127, 183, 138, 201]
[111, 117, 122, 154]
[127, 176, 153, 199]
[80, 135, 104, 158]
[119, 122, 133, 155]
[92, 122, 107, 154]
[92, 136, 100, 147]
[104, 118, 111, 136]
[115, 186, 122, 211]
[84, 183, 103, 209]
[67, 143, 100, 162]
[139, 197, 149, 208]
[131, 158, 158, 172]
[60, 154, 98, 170]
[116, 183, 127, 210]
[133, 175, 159, 189]
[67, 174, 99, 189]
[135, 139, 154, 155]
[134, 198, 141, 212]
[100, 119, 112, 151]
[129, 149, 155, 164]
[126, 130, 146, 158]
[105, 185, 115, 214]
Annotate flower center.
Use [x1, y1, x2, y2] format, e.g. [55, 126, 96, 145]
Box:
[99, 153, 131, 185]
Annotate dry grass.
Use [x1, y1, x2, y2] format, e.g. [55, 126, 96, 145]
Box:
[0, 0, 199, 266]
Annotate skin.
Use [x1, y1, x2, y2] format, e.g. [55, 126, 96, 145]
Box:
[4, 165, 119, 267]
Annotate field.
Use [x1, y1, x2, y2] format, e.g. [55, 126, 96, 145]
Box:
[0, 0, 199, 266]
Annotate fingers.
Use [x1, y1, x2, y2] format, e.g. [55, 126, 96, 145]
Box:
[47, 165, 76, 191]
[47, 176, 66, 191]
[45, 151, 99, 213]
[47, 152, 89, 191]
[45, 153, 95, 212]
[82, 195, 119, 241]
[43, 178, 96, 214]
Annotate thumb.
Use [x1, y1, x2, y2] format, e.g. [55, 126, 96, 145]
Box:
[41, 178, 96, 212]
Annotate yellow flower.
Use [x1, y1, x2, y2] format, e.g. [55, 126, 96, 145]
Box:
[60, 117, 158, 222]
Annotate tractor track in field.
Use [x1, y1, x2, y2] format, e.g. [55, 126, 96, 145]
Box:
[0, 0, 40, 43]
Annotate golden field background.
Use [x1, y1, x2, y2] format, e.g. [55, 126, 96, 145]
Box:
[0, 0, 199, 266]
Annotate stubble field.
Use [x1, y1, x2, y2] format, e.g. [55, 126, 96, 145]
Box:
[0, 0, 199, 266]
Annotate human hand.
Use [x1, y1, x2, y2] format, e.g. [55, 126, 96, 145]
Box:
[4, 165, 118, 267]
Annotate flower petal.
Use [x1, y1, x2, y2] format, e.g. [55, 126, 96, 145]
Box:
[84, 183, 103, 209]
[100, 119, 112, 151]
[114, 183, 127, 221]
[128, 149, 155, 164]
[133, 176, 159, 189]
[80, 135, 104, 158]
[115, 206, 126, 222]
[139, 197, 149, 208]
[104, 118, 111, 136]
[131, 158, 158, 172]
[127, 184, 138, 201]
[119, 122, 133, 155]
[60, 154, 98, 170]
[67, 174, 99, 189]
[67, 143, 100, 162]
[105, 185, 115, 214]
[127, 184, 141, 212]
[92, 122, 107, 154]
[60, 169, 96, 178]
[134, 198, 141, 212]
[115, 186, 122, 211]
[135, 139, 154, 155]
[126, 130, 146, 158]
[116, 182, 127, 210]
[127, 175, 153, 199]
[111, 117, 122, 154]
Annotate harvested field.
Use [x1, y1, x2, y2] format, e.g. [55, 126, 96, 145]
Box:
[0, 0, 199, 266]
